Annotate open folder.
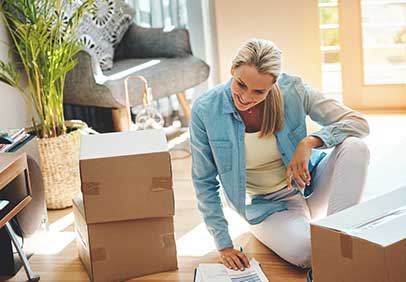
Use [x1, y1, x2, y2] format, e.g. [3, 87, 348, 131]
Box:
[194, 258, 268, 282]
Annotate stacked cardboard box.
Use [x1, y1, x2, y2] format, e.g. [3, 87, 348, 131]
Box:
[311, 186, 406, 282]
[73, 129, 177, 282]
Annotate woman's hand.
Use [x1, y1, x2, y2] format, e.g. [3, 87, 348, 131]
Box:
[218, 247, 250, 271]
[286, 136, 323, 189]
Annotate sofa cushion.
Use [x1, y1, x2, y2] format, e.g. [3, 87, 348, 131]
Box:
[102, 56, 210, 106]
[76, 0, 135, 70]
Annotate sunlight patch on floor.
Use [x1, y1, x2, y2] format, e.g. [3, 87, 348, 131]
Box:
[29, 212, 75, 255]
[176, 207, 250, 256]
[49, 212, 74, 232]
[29, 230, 76, 255]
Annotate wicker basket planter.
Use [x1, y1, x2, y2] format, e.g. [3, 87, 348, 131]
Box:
[37, 129, 81, 209]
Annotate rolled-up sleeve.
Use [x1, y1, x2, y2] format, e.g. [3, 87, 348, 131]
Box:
[189, 104, 233, 250]
[295, 78, 370, 149]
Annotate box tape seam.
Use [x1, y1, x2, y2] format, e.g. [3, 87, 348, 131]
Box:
[161, 233, 175, 248]
[92, 247, 108, 262]
[151, 177, 172, 192]
[340, 233, 353, 259]
[82, 182, 101, 195]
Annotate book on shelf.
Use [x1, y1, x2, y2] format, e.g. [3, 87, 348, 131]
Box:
[194, 258, 268, 282]
[0, 128, 33, 153]
[0, 128, 25, 143]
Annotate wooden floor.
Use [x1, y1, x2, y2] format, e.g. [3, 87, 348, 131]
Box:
[4, 113, 406, 281]
[3, 143, 307, 282]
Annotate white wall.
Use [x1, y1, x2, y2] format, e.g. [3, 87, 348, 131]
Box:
[213, 0, 322, 88]
[0, 19, 30, 128]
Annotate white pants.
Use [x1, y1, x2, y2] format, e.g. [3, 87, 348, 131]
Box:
[249, 137, 370, 268]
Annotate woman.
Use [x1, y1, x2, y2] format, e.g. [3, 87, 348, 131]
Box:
[189, 39, 369, 271]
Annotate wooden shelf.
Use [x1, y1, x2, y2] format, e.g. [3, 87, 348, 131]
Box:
[0, 152, 32, 228]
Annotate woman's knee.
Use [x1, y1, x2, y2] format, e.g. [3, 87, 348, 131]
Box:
[250, 212, 312, 269]
[283, 237, 312, 269]
[339, 137, 370, 161]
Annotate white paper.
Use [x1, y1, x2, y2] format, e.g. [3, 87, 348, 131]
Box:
[195, 258, 268, 282]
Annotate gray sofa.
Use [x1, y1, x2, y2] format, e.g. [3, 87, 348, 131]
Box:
[64, 23, 210, 132]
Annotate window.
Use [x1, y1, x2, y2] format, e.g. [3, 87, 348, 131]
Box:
[361, 0, 406, 85]
[127, 0, 188, 28]
[319, 0, 342, 98]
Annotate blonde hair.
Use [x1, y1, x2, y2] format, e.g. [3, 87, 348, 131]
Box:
[232, 38, 284, 138]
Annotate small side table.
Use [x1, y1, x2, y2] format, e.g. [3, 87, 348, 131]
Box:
[0, 152, 40, 282]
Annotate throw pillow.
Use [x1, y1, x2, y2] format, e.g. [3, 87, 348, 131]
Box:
[76, 0, 135, 70]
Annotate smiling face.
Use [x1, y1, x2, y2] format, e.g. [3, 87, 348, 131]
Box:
[230, 64, 276, 112]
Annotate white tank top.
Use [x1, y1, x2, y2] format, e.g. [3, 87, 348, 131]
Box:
[245, 131, 287, 195]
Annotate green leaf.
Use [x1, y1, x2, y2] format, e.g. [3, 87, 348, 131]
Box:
[0, 0, 93, 138]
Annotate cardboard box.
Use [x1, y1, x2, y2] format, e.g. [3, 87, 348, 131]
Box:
[80, 129, 174, 224]
[73, 196, 178, 282]
[311, 187, 406, 282]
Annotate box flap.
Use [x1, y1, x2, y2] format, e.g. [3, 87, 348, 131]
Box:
[80, 129, 168, 160]
[72, 194, 85, 217]
[312, 187, 406, 246]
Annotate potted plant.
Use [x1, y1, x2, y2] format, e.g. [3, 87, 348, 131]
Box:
[0, 0, 93, 209]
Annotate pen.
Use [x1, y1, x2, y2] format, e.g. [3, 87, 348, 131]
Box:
[239, 246, 250, 268]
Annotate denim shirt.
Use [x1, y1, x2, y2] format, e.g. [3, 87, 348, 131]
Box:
[189, 73, 369, 250]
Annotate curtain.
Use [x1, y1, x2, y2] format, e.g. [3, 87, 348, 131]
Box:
[127, 0, 188, 28]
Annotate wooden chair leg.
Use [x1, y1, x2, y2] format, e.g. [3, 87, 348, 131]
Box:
[112, 107, 131, 132]
[176, 92, 191, 124]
